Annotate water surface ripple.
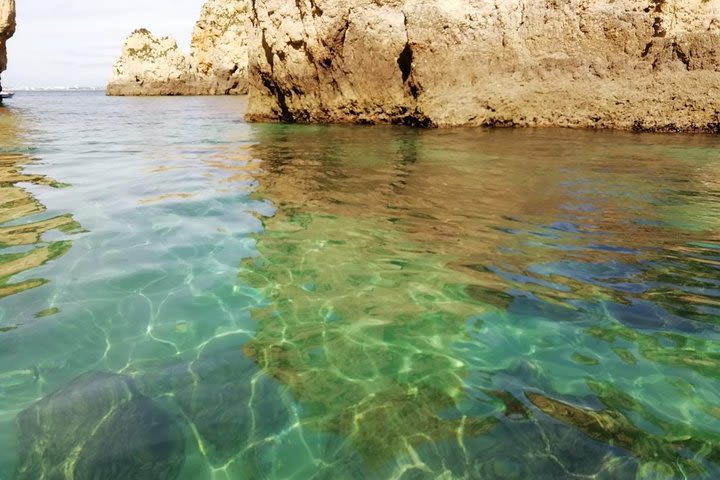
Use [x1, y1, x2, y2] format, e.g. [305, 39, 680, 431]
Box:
[0, 92, 719, 479]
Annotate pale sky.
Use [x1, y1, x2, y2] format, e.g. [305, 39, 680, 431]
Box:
[3, 0, 205, 88]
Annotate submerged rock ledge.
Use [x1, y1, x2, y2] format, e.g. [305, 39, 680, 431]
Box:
[245, 0, 720, 132]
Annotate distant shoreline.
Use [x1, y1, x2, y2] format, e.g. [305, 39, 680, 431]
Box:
[5, 87, 105, 92]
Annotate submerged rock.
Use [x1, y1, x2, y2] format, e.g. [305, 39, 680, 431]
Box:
[15, 372, 185, 480]
[527, 391, 720, 477]
[130, 335, 292, 467]
[246, 0, 720, 132]
[107, 0, 248, 96]
[0, 0, 15, 91]
[172, 345, 290, 465]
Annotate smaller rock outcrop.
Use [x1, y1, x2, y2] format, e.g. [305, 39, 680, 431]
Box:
[0, 0, 16, 92]
[106, 29, 197, 96]
[107, 0, 249, 96]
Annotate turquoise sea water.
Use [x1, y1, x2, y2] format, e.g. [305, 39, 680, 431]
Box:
[1, 91, 720, 479]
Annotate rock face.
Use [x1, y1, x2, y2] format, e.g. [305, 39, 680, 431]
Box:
[0, 0, 15, 91]
[190, 0, 250, 95]
[107, 0, 249, 96]
[106, 29, 198, 96]
[246, 0, 720, 132]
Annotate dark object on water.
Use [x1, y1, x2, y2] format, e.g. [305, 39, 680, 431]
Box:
[0, 91, 14, 103]
[14, 371, 185, 480]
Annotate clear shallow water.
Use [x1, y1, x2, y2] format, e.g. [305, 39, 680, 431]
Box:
[0, 91, 719, 479]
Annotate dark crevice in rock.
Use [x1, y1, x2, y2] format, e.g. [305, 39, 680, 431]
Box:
[310, 1, 323, 17]
[650, 0, 667, 37]
[294, 0, 305, 19]
[398, 14, 423, 101]
[301, 42, 316, 66]
[338, 15, 351, 50]
[261, 30, 274, 71]
[672, 42, 691, 70]
[391, 109, 436, 128]
[225, 79, 241, 94]
[402, 115, 433, 128]
[397, 43, 413, 83]
[288, 39, 305, 50]
[482, 117, 518, 128]
[261, 75, 295, 123]
[652, 17, 666, 37]
[632, 120, 650, 132]
[641, 41, 653, 57]
[706, 122, 720, 134]
[631, 120, 706, 133]
[409, 83, 421, 99]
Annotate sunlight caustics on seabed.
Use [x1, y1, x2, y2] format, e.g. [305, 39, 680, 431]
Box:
[0, 92, 719, 479]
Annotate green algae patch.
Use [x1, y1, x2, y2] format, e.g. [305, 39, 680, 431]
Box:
[241, 211, 499, 465]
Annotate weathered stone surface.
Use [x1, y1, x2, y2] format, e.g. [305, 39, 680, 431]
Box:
[15, 372, 185, 480]
[107, 0, 249, 96]
[190, 0, 249, 95]
[246, 0, 720, 132]
[0, 0, 16, 91]
[106, 29, 199, 96]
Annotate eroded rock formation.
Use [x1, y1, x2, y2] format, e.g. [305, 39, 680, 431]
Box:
[246, 0, 720, 132]
[106, 29, 197, 96]
[107, 0, 248, 96]
[190, 0, 249, 95]
[0, 0, 16, 92]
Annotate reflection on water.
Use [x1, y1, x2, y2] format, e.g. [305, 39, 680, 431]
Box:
[243, 124, 720, 478]
[1, 93, 720, 479]
[0, 108, 79, 312]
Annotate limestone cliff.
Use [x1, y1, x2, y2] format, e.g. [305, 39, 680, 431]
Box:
[106, 29, 197, 96]
[0, 0, 16, 92]
[189, 0, 249, 95]
[246, 0, 720, 132]
[107, 0, 248, 96]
